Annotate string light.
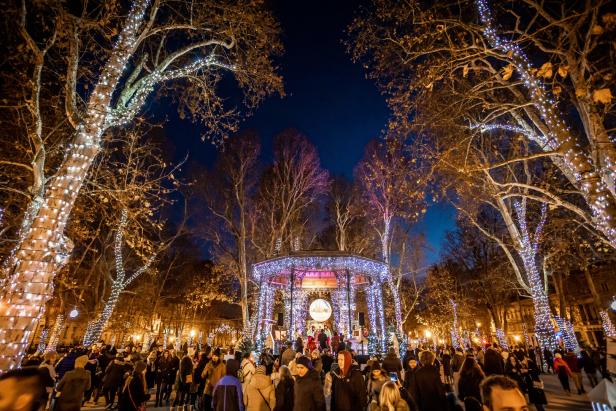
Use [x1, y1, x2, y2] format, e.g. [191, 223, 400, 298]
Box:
[512, 201, 558, 353]
[554, 316, 580, 353]
[44, 314, 65, 354]
[599, 310, 616, 337]
[252, 254, 394, 353]
[0, 0, 245, 369]
[450, 299, 462, 349]
[475, 0, 616, 247]
[495, 328, 509, 350]
[36, 328, 48, 354]
[83, 209, 154, 346]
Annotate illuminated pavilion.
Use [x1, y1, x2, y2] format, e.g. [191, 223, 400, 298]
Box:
[250, 251, 404, 353]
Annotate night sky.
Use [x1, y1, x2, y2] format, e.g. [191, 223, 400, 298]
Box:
[165, 0, 456, 265]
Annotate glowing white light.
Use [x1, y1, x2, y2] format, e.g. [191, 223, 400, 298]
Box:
[69, 308, 79, 319]
[309, 299, 332, 322]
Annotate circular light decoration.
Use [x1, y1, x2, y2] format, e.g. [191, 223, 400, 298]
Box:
[69, 308, 79, 319]
[309, 299, 332, 322]
[611, 299, 616, 311]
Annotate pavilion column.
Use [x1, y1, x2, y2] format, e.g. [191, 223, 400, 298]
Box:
[375, 283, 387, 353]
[253, 283, 268, 339]
[366, 285, 377, 337]
[288, 267, 295, 339]
[346, 269, 352, 338]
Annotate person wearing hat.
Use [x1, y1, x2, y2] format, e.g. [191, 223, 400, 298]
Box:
[293, 356, 325, 411]
[553, 353, 572, 393]
[202, 347, 226, 411]
[55, 355, 91, 411]
[244, 365, 276, 411]
[118, 361, 149, 411]
[212, 359, 244, 411]
[367, 362, 388, 406]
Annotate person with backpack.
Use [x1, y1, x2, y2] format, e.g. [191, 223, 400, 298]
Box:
[244, 365, 276, 411]
[213, 359, 244, 411]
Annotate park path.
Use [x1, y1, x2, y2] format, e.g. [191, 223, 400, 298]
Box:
[542, 373, 593, 411]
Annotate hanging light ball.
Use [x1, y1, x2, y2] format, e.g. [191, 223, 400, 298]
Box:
[69, 308, 79, 319]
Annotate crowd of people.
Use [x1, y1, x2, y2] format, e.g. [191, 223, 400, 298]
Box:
[3, 337, 610, 411]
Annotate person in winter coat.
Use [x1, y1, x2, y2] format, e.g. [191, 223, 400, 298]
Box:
[145, 351, 157, 389]
[281, 343, 296, 367]
[174, 347, 195, 407]
[504, 356, 525, 392]
[450, 349, 465, 374]
[367, 362, 389, 406]
[55, 355, 91, 411]
[403, 357, 419, 393]
[310, 350, 323, 375]
[321, 350, 334, 374]
[203, 348, 226, 411]
[553, 353, 572, 393]
[55, 349, 78, 382]
[564, 350, 585, 394]
[331, 351, 366, 411]
[274, 365, 294, 411]
[409, 351, 447, 411]
[457, 357, 484, 404]
[580, 349, 599, 387]
[483, 344, 504, 376]
[102, 354, 128, 408]
[154, 350, 172, 407]
[241, 352, 257, 389]
[440, 350, 453, 385]
[293, 356, 325, 411]
[382, 349, 403, 381]
[244, 365, 276, 411]
[213, 359, 244, 411]
[39, 351, 57, 406]
[118, 361, 149, 411]
[370, 381, 413, 411]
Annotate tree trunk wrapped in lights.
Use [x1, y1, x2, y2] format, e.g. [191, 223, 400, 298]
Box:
[475, 0, 616, 247]
[1, 0, 282, 369]
[82, 209, 154, 346]
[44, 314, 65, 354]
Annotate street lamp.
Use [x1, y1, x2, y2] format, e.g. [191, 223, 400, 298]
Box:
[68, 308, 79, 319]
[424, 330, 432, 338]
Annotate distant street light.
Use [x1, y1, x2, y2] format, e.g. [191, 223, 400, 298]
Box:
[424, 330, 432, 338]
[69, 308, 79, 319]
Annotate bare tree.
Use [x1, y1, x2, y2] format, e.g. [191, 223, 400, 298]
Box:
[0, 0, 283, 368]
[197, 132, 261, 329]
[348, 0, 616, 247]
[251, 129, 329, 258]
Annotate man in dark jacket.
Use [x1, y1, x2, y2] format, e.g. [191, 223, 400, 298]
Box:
[293, 356, 325, 411]
[175, 347, 195, 407]
[55, 355, 91, 411]
[382, 348, 403, 381]
[212, 359, 244, 411]
[483, 345, 504, 376]
[330, 351, 365, 411]
[102, 355, 127, 408]
[410, 351, 447, 411]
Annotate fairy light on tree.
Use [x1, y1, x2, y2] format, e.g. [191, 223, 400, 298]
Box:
[0, 0, 282, 370]
[82, 209, 154, 346]
[475, 0, 616, 247]
[44, 314, 65, 354]
[599, 310, 616, 337]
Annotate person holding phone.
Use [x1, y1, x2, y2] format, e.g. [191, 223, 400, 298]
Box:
[367, 362, 389, 406]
